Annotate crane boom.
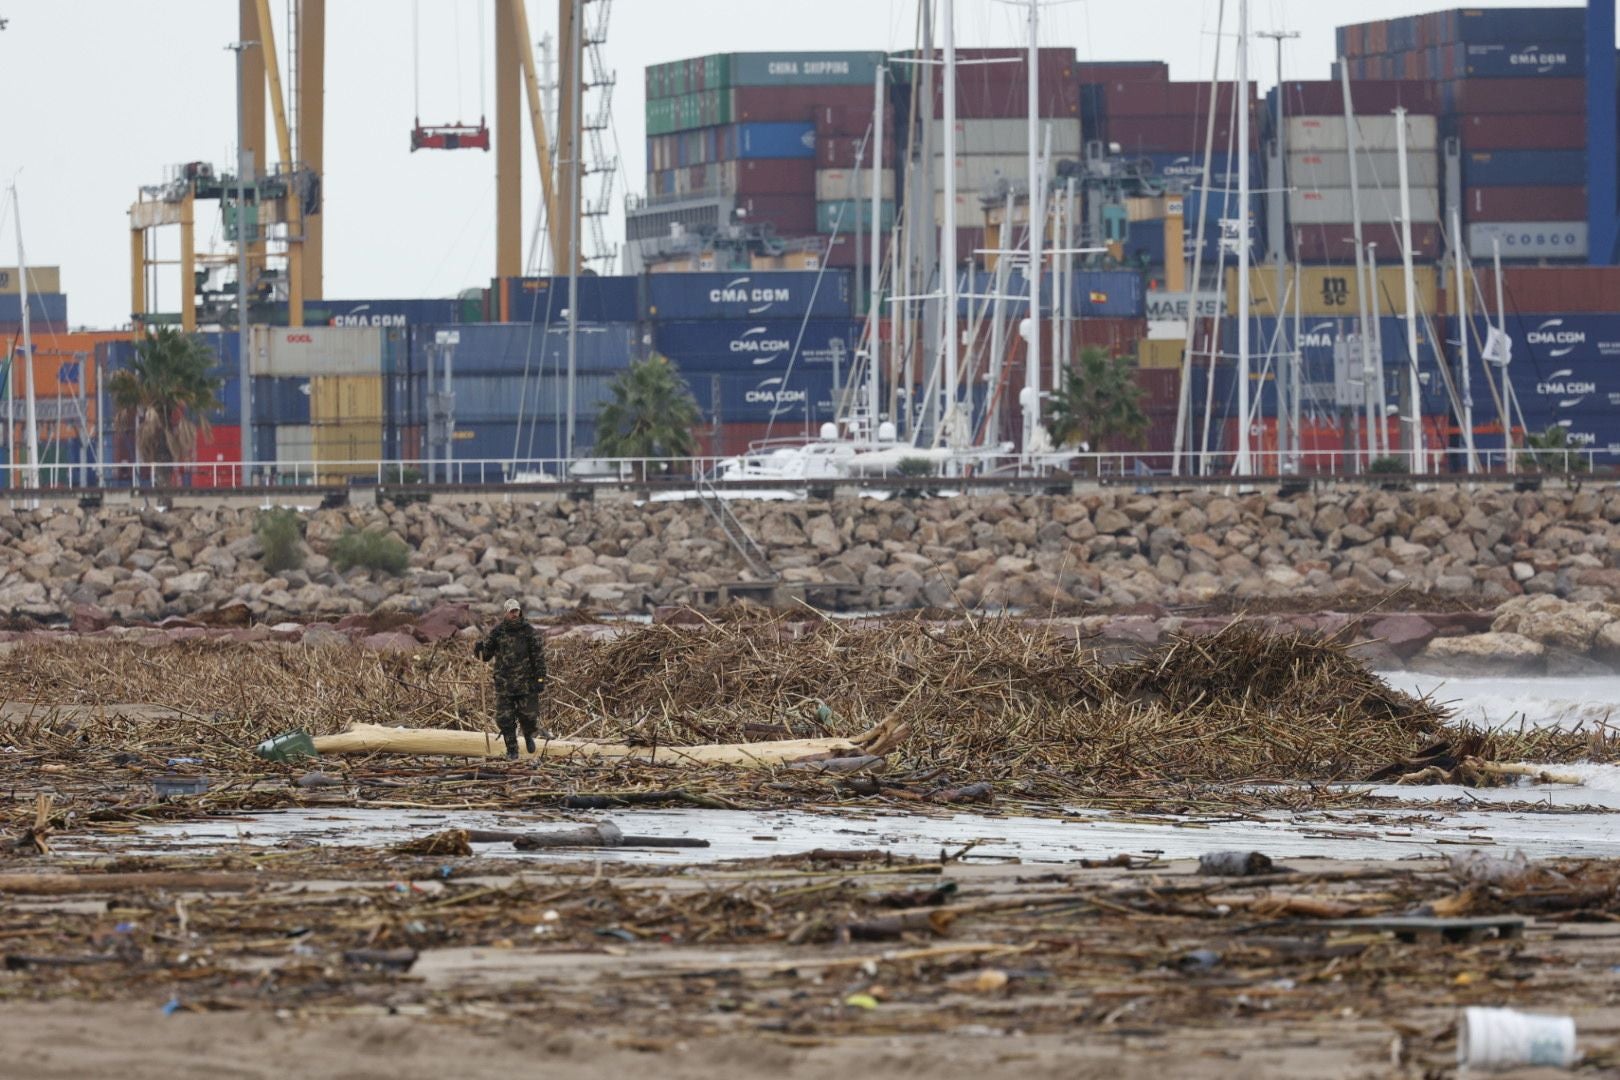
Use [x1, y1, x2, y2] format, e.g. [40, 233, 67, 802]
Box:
[253, 0, 304, 326]
[510, 0, 563, 270]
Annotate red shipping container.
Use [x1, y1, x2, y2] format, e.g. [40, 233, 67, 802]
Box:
[1459, 268, 1620, 315]
[818, 231, 893, 270]
[732, 194, 816, 234]
[899, 46, 1076, 86]
[813, 103, 895, 137]
[1276, 80, 1438, 115]
[1076, 61, 1168, 84]
[1457, 113, 1586, 151]
[1107, 115, 1259, 152]
[1291, 222, 1442, 262]
[1444, 78, 1585, 116]
[1102, 80, 1251, 119]
[932, 79, 1081, 119]
[817, 135, 884, 168]
[189, 424, 244, 488]
[728, 158, 817, 196]
[1466, 185, 1587, 223]
[731, 85, 875, 124]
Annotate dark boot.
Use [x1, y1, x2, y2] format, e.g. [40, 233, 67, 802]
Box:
[524, 734, 538, 754]
[503, 732, 520, 760]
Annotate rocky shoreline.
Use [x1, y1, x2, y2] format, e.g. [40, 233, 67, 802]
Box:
[1, 485, 1618, 674]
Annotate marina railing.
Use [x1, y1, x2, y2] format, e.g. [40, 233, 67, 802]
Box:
[0, 447, 1613, 496]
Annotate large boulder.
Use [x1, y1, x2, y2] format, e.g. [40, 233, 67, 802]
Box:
[1413, 632, 1545, 676]
[1366, 613, 1438, 659]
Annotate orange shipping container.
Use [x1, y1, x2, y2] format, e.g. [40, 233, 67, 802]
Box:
[2, 330, 122, 401]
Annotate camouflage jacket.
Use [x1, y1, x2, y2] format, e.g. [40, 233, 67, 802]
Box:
[474, 618, 547, 693]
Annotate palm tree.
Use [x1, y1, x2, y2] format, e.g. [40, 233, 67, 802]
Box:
[594, 354, 702, 476]
[107, 327, 223, 474]
[1045, 345, 1148, 452]
[1520, 424, 1588, 474]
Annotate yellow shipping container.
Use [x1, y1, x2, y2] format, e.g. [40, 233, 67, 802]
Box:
[749, 254, 784, 270]
[312, 421, 383, 479]
[1138, 339, 1187, 370]
[310, 375, 383, 425]
[1225, 265, 1438, 318]
[0, 266, 62, 295]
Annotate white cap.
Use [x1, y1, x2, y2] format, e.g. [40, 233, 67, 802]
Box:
[503, 598, 522, 613]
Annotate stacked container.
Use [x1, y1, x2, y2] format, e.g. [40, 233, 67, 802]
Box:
[2, 328, 116, 487]
[1337, 7, 1589, 262]
[1285, 112, 1440, 262]
[646, 270, 852, 444]
[0, 266, 67, 334]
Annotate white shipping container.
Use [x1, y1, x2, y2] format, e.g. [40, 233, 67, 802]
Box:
[1468, 222, 1588, 260]
[1288, 150, 1441, 189]
[1288, 185, 1441, 224]
[1286, 114, 1438, 153]
[251, 325, 384, 378]
[935, 191, 990, 228]
[932, 118, 1083, 157]
[815, 168, 897, 201]
[275, 424, 314, 465]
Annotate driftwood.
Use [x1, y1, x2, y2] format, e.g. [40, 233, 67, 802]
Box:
[0, 872, 260, 896]
[309, 714, 910, 768]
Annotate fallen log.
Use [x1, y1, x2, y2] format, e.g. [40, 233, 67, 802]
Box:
[302, 715, 910, 768]
[0, 872, 259, 896]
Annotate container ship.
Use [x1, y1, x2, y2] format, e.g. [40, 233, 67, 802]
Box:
[9, 4, 1620, 484]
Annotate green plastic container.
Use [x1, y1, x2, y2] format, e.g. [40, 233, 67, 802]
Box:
[256, 730, 317, 763]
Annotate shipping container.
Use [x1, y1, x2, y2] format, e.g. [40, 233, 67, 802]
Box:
[253, 376, 312, 425]
[1286, 114, 1438, 153]
[0, 267, 61, 295]
[1453, 113, 1586, 150]
[1291, 221, 1442, 262]
[816, 134, 876, 169]
[311, 422, 383, 477]
[1466, 186, 1586, 223]
[189, 424, 243, 488]
[1463, 149, 1587, 188]
[1227, 265, 1439, 318]
[728, 51, 886, 88]
[1457, 267, 1620, 314]
[249, 325, 383, 378]
[930, 118, 1083, 157]
[405, 372, 617, 424]
[925, 79, 1082, 119]
[645, 270, 853, 320]
[810, 102, 895, 137]
[1287, 150, 1440, 189]
[816, 199, 894, 233]
[274, 424, 313, 466]
[497, 276, 639, 323]
[0, 293, 67, 326]
[1442, 8, 1585, 45]
[1105, 115, 1259, 152]
[2, 330, 121, 404]
[441, 420, 596, 467]
[680, 369, 838, 423]
[1439, 77, 1586, 115]
[410, 322, 638, 376]
[1099, 80, 1253, 119]
[310, 374, 383, 424]
[955, 269, 1145, 319]
[655, 318, 861, 372]
[1138, 339, 1187, 370]
[1288, 185, 1441, 224]
[729, 121, 816, 159]
[814, 168, 896, 202]
[932, 154, 1054, 192]
[1076, 61, 1169, 83]
[732, 193, 817, 234]
[1457, 41, 1584, 79]
[1138, 152, 1260, 187]
[1270, 80, 1439, 115]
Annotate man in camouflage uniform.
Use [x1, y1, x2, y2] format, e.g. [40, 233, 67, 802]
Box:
[474, 598, 548, 759]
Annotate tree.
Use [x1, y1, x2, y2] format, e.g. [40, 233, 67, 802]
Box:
[107, 327, 223, 469]
[1044, 346, 1148, 452]
[593, 354, 702, 474]
[1520, 425, 1588, 474]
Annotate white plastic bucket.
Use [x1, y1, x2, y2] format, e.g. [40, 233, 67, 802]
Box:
[1459, 1007, 1576, 1071]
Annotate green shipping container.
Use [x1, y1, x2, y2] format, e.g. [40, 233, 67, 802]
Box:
[729, 52, 885, 87]
[815, 200, 895, 234]
[646, 89, 734, 135]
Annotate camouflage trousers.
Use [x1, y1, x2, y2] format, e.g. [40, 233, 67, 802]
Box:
[494, 689, 542, 752]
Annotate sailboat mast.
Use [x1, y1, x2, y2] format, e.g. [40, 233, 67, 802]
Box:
[1022, 0, 1042, 454]
[1235, 0, 1251, 476]
[869, 64, 886, 433]
[1395, 106, 1423, 474]
[941, 0, 959, 446]
[11, 187, 40, 491]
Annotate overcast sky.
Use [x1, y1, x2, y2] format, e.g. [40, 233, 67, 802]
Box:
[0, 0, 1596, 328]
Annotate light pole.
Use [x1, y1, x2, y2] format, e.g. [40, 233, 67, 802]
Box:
[229, 39, 259, 481]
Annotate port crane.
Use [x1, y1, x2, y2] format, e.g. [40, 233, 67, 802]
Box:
[128, 0, 591, 333]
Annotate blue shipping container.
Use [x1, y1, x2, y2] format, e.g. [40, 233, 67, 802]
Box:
[683, 370, 838, 423]
[406, 372, 617, 424]
[1210, 316, 1448, 420]
[1445, 8, 1584, 45]
[1455, 314, 1620, 427]
[0, 293, 68, 326]
[257, 298, 463, 328]
[1463, 150, 1587, 187]
[501, 276, 640, 323]
[254, 376, 312, 425]
[958, 269, 1148, 319]
[410, 322, 638, 376]
[654, 318, 861, 372]
[731, 122, 817, 160]
[1457, 41, 1584, 78]
[446, 421, 597, 466]
[1139, 152, 1259, 189]
[646, 270, 852, 320]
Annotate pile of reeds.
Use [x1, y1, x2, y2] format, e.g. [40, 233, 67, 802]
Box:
[0, 617, 1607, 785]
